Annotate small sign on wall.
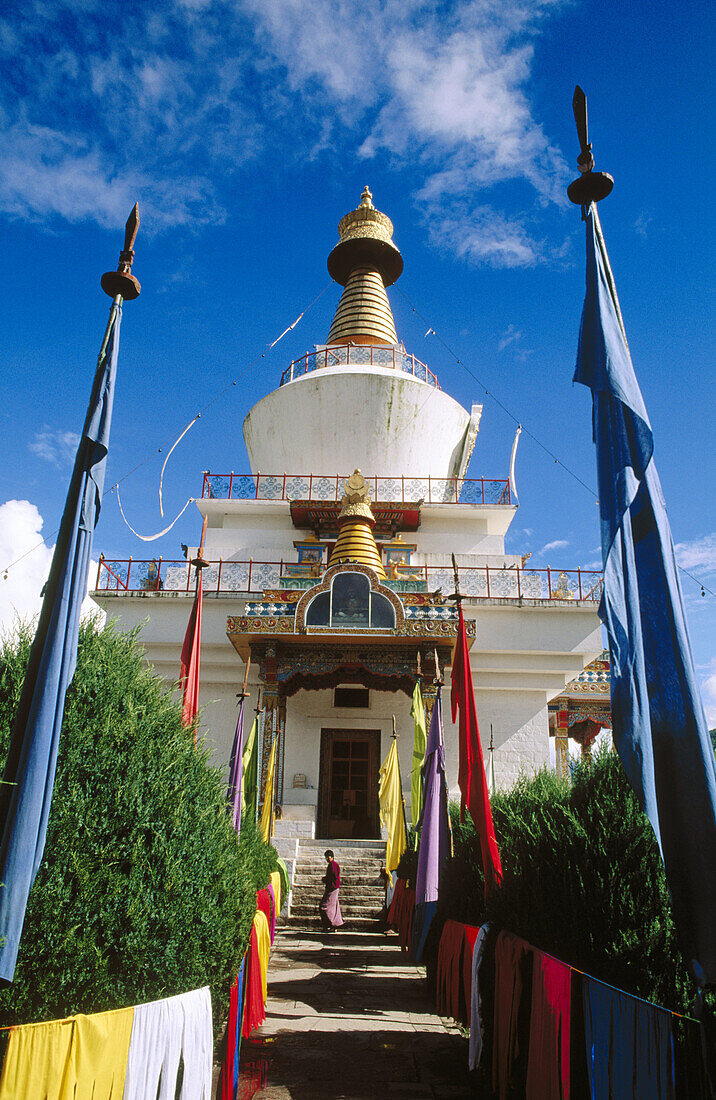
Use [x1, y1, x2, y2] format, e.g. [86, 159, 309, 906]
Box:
[293, 773, 307, 788]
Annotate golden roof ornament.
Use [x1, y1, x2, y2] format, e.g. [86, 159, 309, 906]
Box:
[338, 469, 375, 523]
[327, 187, 403, 287]
[329, 469, 386, 577]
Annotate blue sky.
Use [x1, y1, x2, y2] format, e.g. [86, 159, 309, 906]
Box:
[0, 0, 714, 716]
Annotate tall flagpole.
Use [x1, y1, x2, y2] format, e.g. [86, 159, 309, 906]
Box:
[0, 205, 140, 981]
[569, 88, 716, 986]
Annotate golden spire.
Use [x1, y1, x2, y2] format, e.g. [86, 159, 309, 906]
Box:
[326, 187, 402, 346]
[328, 470, 386, 578]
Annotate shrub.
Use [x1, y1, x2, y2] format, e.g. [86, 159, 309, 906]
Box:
[409, 750, 711, 1016]
[0, 619, 275, 1029]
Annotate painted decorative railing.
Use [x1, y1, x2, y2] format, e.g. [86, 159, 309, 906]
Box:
[280, 344, 441, 388]
[94, 557, 603, 603]
[201, 473, 512, 506]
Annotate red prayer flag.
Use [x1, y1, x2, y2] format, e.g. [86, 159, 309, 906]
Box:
[180, 574, 203, 735]
[451, 606, 503, 893]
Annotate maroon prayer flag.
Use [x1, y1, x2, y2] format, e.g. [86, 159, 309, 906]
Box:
[180, 574, 203, 735]
[451, 606, 503, 893]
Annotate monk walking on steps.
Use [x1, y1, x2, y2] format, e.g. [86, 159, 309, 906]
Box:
[319, 849, 344, 933]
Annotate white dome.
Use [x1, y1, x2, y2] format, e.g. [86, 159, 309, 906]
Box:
[243, 362, 479, 479]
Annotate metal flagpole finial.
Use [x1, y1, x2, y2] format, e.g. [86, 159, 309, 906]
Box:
[416, 650, 423, 682]
[433, 647, 443, 686]
[236, 656, 251, 702]
[448, 553, 463, 609]
[567, 87, 614, 206]
[101, 203, 142, 300]
[191, 515, 209, 572]
[392, 714, 398, 740]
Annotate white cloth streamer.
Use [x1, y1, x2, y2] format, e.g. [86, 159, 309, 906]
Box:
[468, 923, 490, 1071]
[116, 487, 195, 542]
[122, 986, 213, 1100]
[159, 416, 199, 517]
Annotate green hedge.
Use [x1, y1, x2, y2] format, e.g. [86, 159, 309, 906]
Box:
[0, 619, 277, 1029]
[399, 750, 712, 1016]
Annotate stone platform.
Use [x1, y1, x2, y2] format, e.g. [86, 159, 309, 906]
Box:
[237, 927, 476, 1099]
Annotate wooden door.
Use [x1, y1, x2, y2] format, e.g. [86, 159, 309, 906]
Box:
[318, 729, 380, 839]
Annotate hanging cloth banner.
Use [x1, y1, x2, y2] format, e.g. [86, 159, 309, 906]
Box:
[574, 203, 716, 985]
[227, 698, 245, 832]
[413, 687, 450, 961]
[0, 1003, 134, 1099]
[451, 606, 503, 896]
[241, 715, 260, 824]
[0, 302, 122, 982]
[379, 738, 408, 876]
[218, 960, 245, 1100]
[122, 986, 213, 1100]
[410, 681, 427, 829]
[180, 572, 203, 733]
[258, 736, 278, 844]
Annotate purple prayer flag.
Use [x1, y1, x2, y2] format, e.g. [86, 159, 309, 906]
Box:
[416, 687, 450, 906]
[227, 698, 245, 833]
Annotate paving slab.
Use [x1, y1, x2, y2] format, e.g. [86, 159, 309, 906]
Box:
[237, 927, 480, 1100]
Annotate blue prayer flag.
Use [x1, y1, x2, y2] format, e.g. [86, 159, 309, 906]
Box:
[574, 206, 716, 986]
[0, 302, 121, 981]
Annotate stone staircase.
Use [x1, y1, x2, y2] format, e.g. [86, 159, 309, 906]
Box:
[289, 839, 387, 931]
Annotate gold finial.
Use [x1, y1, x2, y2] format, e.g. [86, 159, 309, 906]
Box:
[339, 469, 375, 522]
[327, 190, 403, 287]
[328, 469, 386, 577]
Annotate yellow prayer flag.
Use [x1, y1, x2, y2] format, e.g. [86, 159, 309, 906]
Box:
[410, 682, 428, 827]
[270, 870, 282, 914]
[378, 737, 407, 876]
[258, 736, 278, 844]
[0, 1004, 134, 1100]
[253, 909, 271, 1004]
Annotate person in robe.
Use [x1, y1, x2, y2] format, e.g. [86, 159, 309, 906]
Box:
[319, 850, 344, 933]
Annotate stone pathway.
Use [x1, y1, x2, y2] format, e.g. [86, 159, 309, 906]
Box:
[237, 927, 475, 1100]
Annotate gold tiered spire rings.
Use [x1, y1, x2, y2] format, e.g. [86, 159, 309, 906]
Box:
[326, 187, 402, 346]
[328, 470, 386, 578]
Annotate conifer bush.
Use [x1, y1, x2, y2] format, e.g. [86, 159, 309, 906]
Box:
[0, 619, 276, 1028]
[399, 749, 712, 1015]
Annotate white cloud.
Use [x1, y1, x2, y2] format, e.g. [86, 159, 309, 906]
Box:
[247, 0, 569, 265]
[0, 118, 224, 230]
[674, 533, 716, 577]
[29, 428, 80, 468]
[0, 501, 54, 633]
[541, 539, 569, 554]
[634, 211, 653, 239]
[0, 2, 570, 263]
[431, 207, 542, 267]
[498, 324, 522, 351]
[580, 558, 603, 572]
[0, 500, 102, 637]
